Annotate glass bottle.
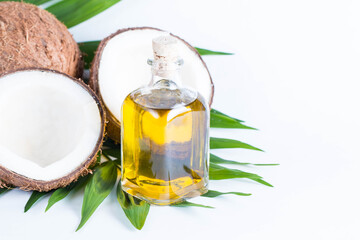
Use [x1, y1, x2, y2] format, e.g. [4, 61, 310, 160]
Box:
[121, 35, 209, 205]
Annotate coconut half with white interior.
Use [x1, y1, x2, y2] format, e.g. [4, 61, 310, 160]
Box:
[0, 69, 105, 192]
[90, 27, 214, 143]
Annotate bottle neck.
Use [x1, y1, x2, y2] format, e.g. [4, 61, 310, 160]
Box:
[148, 58, 183, 88]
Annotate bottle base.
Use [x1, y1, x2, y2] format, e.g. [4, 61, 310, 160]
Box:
[122, 179, 209, 206]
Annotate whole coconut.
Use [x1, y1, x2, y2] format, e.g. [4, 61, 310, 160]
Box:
[0, 2, 82, 77]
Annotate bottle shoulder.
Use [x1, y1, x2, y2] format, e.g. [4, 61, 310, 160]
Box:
[127, 82, 207, 110]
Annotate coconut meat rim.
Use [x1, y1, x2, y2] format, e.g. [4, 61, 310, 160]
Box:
[0, 70, 102, 181]
[98, 28, 213, 122]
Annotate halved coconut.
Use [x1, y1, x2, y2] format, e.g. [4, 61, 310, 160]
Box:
[90, 27, 214, 142]
[0, 69, 105, 191]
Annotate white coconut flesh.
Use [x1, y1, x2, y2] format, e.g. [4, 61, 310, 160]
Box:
[98, 28, 213, 122]
[0, 70, 102, 181]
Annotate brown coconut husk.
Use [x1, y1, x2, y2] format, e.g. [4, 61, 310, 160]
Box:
[0, 2, 83, 77]
[89, 27, 214, 143]
[0, 68, 106, 192]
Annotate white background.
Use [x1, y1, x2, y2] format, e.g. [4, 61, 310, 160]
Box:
[1, 0, 360, 239]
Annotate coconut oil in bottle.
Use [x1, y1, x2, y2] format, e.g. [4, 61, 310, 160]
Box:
[121, 35, 209, 205]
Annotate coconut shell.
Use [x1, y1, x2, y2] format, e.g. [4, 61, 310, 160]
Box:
[0, 68, 105, 192]
[0, 2, 82, 77]
[89, 27, 214, 143]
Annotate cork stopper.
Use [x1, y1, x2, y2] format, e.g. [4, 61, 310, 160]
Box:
[152, 34, 179, 62]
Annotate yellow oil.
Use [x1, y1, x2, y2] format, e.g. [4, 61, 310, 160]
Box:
[121, 85, 209, 205]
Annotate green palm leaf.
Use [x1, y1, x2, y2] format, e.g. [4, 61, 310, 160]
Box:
[172, 200, 214, 208]
[195, 47, 233, 55]
[76, 161, 117, 231]
[46, 0, 122, 28]
[0, 188, 11, 196]
[210, 137, 263, 151]
[25, 191, 50, 212]
[116, 183, 150, 230]
[210, 109, 256, 129]
[201, 190, 251, 198]
[102, 148, 121, 160]
[78, 41, 100, 69]
[209, 163, 273, 187]
[211, 109, 244, 122]
[211, 154, 278, 166]
[46, 175, 90, 212]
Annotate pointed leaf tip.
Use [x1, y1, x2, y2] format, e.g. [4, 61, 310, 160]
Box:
[195, 47, 233, 56]
[210, 154, 276, 167]
[209, 163, 273, 187]
[172, 200, 214, 209]
[202, 190, 251, 198]
[25, 191, 49, 212]
[76, 162, 117, 231]
[210, 137, 263, 151]
[117, 183, 150, 230]
[46, 175, 90, 212]
[210, 109, 256, 129]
